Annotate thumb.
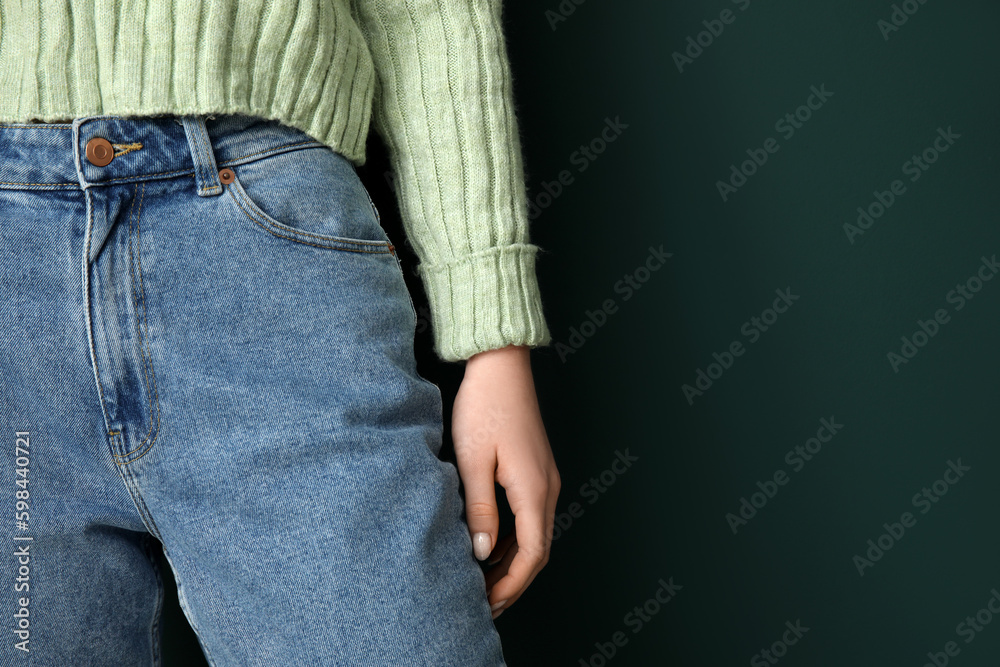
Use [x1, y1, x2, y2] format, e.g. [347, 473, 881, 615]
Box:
[454, 448, 500, 561]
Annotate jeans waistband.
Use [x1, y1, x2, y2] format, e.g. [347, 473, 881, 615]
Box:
[0, 113, 328, 194]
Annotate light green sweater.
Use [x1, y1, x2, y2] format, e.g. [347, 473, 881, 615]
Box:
[0, 0, 552, 363]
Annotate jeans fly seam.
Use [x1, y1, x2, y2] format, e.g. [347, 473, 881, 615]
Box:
[114, 181, 162, 463]
[83, 188, 115, 434]
[134, 181, 164, 458]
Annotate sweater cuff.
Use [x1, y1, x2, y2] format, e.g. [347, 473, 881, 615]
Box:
[416, 243, 552, 363]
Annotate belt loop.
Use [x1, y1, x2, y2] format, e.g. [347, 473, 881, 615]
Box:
[180, 115, 222, 197]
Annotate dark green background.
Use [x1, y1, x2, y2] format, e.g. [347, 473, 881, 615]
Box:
[161, 1, 1000, 664]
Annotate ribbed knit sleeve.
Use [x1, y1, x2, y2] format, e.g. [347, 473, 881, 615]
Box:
[348, 0, 552, 362]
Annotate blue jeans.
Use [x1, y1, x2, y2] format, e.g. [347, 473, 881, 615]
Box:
[0, 113, 506, 666]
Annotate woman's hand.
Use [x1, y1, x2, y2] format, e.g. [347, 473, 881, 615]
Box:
[451, 344, 560, 620]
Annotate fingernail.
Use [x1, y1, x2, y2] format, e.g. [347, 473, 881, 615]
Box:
[490, 599, 507, 612]
[473, 532, 492, 561]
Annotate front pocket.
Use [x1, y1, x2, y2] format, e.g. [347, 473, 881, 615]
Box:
[221, 147, 395, 255]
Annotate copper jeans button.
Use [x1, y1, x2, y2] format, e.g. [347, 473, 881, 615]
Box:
[85, 137, 114, 167]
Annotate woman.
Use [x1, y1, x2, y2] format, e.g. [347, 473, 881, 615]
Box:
[0, 0, 559, 664]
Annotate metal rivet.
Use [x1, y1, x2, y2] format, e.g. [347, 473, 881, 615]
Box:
[219, 168, 235, 184]
[85, 137, 114, 167]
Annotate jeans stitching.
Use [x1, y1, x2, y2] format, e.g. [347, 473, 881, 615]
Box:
[114, 181, 162, 464]
[84, 188, 116, 434]
[0, 124, 69, 129]
[188, 118, 208, 191]
[112, 141, 144, 157]
[226, 177, 394, 254]
[121, 455, 164, 539]
[0, 141, 326, 188]
[222, 139, 326, 164]
[192, 118, 222, 195]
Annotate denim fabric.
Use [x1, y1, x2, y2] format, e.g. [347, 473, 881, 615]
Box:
[0, 113, 506, 666]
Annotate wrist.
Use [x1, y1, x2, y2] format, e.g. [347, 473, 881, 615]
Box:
[465, 344, 531, 373]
